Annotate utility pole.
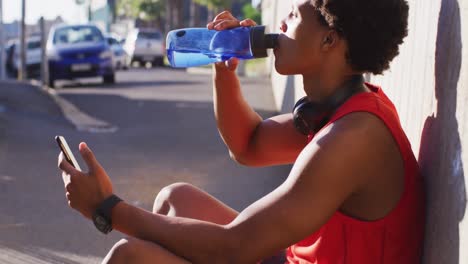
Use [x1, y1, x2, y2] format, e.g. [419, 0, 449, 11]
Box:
[0, 0, 5, 80]
[40, 17, 48, 88]
[19, 0, 26, 81]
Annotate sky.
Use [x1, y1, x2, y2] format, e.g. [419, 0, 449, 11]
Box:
[4, 0, 88, 24]
[4, 0, 261, 24]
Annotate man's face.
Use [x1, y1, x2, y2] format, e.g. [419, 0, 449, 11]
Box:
[274, 0, 330, 75]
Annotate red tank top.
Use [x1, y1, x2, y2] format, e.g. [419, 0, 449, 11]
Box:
[286, 84, 425, 264]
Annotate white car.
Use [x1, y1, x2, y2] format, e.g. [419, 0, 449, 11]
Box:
[106, 35, 128, 70]
[123, 28, 165, 67]
[11, 36, 42, 78]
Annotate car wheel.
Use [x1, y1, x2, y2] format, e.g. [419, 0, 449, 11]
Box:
[103, 73, 115, 84]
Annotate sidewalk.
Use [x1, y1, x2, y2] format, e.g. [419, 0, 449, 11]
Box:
[0, 71, 288, 264]
[0, 80, 61, 117]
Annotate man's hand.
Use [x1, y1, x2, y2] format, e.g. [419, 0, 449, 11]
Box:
[207, 11, 257, 71]
[58, 142, 113, 219]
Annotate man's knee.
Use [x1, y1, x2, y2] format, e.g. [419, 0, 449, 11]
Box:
[153, 182, 197, 214]
[102, 238, 137, 264]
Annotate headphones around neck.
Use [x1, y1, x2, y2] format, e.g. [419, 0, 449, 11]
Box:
[292, 75, 365, 135]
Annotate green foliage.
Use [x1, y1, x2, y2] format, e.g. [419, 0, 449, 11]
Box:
[139, 0, 165, 20]
[193, 0, 232, 10]
[242, 3, 261, 24]
[117, 0, 164, 20]
[117, 0, 144, 18]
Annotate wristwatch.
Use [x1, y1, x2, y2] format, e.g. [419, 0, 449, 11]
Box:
[92, 194, 123, 234]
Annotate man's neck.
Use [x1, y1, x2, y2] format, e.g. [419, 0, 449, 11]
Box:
[302, 71, 366, 103]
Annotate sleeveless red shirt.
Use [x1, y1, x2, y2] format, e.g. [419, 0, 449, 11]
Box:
[286, 84, 425, 264]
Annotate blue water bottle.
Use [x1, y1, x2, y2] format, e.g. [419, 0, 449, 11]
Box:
[166, 26, 278, 68]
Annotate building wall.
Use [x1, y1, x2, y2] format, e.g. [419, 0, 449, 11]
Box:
[262, 0, 468, 262]
[90, 0, 115, 32]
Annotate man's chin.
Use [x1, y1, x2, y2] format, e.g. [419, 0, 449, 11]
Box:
[274, 62, 295, 75]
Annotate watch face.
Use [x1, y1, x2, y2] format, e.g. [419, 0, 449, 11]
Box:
[96, 215, 107, 227]
[93, 214, 111, 234]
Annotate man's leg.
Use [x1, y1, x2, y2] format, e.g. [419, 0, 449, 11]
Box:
[153, 182, 239, 224]
[102, 237, 191, 264]
[103, 182, 239, 263]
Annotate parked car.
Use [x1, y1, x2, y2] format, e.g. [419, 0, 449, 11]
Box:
[105, 34, 128, 70]
[47, 24, 115, 88]
[123, 28, 165, 67]
[6, 36, 42, 79]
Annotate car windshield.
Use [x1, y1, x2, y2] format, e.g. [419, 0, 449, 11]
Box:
[53, 26, 104, 44]
[137, 31, 162, 40]
[27, 40, 41, 50]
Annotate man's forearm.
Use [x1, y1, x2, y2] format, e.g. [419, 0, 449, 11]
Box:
[213, 67, 263, 158]
[111, 201, 236, 263]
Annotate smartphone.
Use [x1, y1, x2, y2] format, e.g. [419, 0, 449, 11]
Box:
[55, 135, 81, 171]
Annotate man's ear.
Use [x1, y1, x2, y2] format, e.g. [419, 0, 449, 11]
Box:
[321, 30, 339, 50]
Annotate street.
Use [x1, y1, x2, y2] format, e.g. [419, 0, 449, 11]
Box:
[0, 67, 291, 263]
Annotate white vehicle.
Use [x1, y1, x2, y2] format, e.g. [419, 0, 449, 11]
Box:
[123, 28, 165, 67]
[106, 34, 128, 70]
[11, 36, 42, 78]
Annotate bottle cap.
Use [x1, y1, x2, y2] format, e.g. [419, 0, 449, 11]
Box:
[250, 26, 279, 58]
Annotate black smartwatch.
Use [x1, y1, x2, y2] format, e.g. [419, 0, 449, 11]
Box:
[92, 194, 123, 234]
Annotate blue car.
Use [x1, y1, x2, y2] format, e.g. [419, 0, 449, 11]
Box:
[47, 24, 115, 88]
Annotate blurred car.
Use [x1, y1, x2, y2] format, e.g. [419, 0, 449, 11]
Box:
[105, 34, 128, 70]
[123, 28, 165, 67]
[6, 36, 42, 79]
[47, 24, 115, 88]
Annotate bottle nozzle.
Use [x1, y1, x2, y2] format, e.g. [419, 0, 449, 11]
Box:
[264, 34, 279, 49]
[250, 26, 278, 58]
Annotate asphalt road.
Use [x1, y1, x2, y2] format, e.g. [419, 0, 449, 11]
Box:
[0, 67, 291, 263]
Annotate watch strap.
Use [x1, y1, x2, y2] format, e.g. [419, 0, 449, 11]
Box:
[97, 194, 123, 222]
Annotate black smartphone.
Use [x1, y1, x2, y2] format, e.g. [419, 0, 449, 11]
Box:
[55, 135, 81, 171]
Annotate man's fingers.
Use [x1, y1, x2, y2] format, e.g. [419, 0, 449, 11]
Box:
[58, 152, 78, 175]
[207, 22, 215, 30]
[240, 19, 257, 27]
[214, 58, 238, 72]
[211, 20, 240, 30]
[213, 10, 235, 22]
[62, 171, 71, 186]
[226, 58, 239, 71]
[79, 142, 102, 174]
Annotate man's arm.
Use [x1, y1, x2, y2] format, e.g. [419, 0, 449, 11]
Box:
[213, 65, 307, 167]
[105, 112, 386, 263]
[209, 12, 307, 167]
[59, 112, 389, 263]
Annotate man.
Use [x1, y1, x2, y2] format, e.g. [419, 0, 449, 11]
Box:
[58, 0, 425, 263]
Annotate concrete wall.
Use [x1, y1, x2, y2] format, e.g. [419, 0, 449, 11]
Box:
[262, 0, 468, 262]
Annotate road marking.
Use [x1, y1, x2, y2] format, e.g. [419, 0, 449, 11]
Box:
[46, 89, 118, 133]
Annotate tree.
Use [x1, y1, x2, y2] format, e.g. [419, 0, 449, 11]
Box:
[242, 2, 261, 24]
[116, 0, 166, 30]
[139, 0, 165, 22]
[193, 0, 232, 20]
[194, 0, 231, 10]
[117, 0, 144, 19]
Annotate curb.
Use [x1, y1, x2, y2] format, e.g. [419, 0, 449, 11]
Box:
[0, 80, 118, 133]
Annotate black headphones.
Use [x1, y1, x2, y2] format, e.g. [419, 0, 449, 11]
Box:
[292, 75, 365, 135]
